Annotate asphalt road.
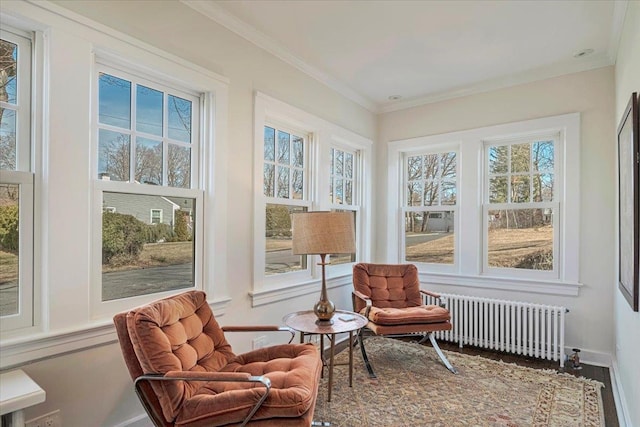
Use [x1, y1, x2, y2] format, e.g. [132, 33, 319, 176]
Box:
[102, 263, 193, 301]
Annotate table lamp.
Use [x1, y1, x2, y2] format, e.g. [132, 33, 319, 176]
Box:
[291, 211, 356, 324]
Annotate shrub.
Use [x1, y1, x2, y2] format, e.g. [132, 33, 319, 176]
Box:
[515, 249, 553, 270]
[0, 204, 19, 252]
[173, 210, 190, 242]
[143, 222, 174, 243]
[102, 212, 146, 264]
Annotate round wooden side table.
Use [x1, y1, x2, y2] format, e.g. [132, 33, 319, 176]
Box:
[283, 309, 368, 402]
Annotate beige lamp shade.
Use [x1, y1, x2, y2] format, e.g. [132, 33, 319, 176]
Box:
[291, 211, 356, 255]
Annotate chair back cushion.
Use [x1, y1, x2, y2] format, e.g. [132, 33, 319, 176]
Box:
[353, 263, 422, 313]
[113, 312, 171, 427]
[126, 290, 235, 422]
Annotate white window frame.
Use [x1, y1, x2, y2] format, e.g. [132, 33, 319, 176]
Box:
[0, 26, 35, 332]
[252, 92, 372, 306]
[327, 143, 363, 276]
[401, 146, 460, 273]
[89, 51, 224, 320]
[388, 113, 581, 296]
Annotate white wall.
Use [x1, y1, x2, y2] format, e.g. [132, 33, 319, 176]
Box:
[613, 1, 640, 425]
[378, 66, 617, 362]
[0, 1, 375, 426]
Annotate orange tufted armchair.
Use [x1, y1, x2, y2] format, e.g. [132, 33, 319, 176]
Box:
[352, 263, 457, 377]
[114, 290, 322, 427]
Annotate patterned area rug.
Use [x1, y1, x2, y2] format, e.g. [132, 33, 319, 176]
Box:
[314, 337, 604, 426]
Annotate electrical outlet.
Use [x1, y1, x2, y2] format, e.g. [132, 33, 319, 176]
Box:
[25, 410, 61, 427]
[252, 335, 268, 349]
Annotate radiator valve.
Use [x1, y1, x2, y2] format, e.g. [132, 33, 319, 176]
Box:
[569, 348, 582, 370]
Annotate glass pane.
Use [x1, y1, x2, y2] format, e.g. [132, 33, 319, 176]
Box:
[264, 127, 275, 161]
[511, 143, 530, 173]
[533, 173, 554, 202]
[489, 176, 508, 203]
[99, 73, 131, 129]
[441, 152, 456, 178]
[277, 131, 290, 164]
[0, 39, 17, 104]
[424, 154, 439, 180]
[511, 175, 530, 203]
[292, 169, 303, 200]
[167, 144, 191, 188]
[263, 164, 275, 197]
[135, 137, 162, 185]
[265, 204, 307, 275]
[330, 209, 356, 265]
[424, 182, 439, 205]
[407, 156, 422, 180]
[335, 150, 344, 176]
[335, 178, 344, 203]
[488, 145, 508, 174]
[101, 192, 195, 301]
[98, 129, 130, 182]
[407, 182, 422, 206]
[533, 140, 554, 171]
[405, 210, 455, 264]
[0, 183, 19, 316]
[345, 153, 354, 179]
[277, 166, 289, 198]
[345, 180, 353, 205]
[487, 208, 553, 270]
[441, 181, 456, 205]
[136, 85, 163, 136]
[292, 136, 304, 167]
[167, 95, 192, 143]
[0, 108, 16, 170]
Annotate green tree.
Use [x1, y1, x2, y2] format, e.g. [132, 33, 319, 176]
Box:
[0, 204, 18, 252]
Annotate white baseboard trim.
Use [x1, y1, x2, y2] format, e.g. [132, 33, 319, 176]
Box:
[610, 358, 632, 427]
[111, 413, 152, 427]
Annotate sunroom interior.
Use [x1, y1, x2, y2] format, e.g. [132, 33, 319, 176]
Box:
[0, 1, 638, 426]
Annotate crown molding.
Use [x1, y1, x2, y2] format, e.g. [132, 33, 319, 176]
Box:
[180, 0, 377, 113]
[379, 55, 614, 114]
[607, 0, 629, 64]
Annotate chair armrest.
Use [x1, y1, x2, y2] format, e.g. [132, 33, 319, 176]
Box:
[135, 372, 271, 426]
[352, 290, 372, 318]
[420, 289, 446, 308]
[222, 325, 296, 343]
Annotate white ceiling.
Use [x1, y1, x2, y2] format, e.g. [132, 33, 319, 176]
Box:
[184, 0, 627, 113]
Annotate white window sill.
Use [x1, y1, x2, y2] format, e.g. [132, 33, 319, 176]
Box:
[250, 275, 352, 307]
[419, 272, 582, 296]
[0, 297, 231, 370]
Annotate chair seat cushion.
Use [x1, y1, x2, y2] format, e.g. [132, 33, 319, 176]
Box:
[175, 343, 321, 426]
[367, 305, 450, 325]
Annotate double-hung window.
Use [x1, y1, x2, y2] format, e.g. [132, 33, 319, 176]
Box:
[93, 63, 202, 311]
[262, 123, 310, 276]
[329, 147, 358, 266]
[484, 136, 558, 277]
[390, 113, 579, 295]
[0, 27, 34, 331]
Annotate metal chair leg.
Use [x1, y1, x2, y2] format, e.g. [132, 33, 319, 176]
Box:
[428, 332, 458, 374]
[358, 330, 377, 378]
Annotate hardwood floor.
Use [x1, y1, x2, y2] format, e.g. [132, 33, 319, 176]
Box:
[332, 337, 619, 426]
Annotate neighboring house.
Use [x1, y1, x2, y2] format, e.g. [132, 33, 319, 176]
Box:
[102, 192, 192, 227]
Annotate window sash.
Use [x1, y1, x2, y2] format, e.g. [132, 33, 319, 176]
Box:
[95, 64, 201, 189]
[0, 170, 34, 331]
